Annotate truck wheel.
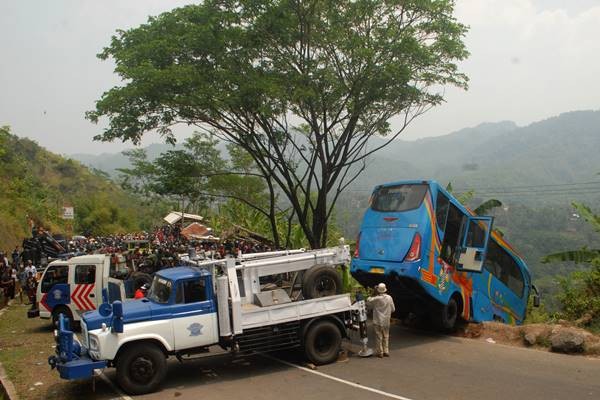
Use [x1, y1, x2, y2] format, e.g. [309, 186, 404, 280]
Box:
[52, 306, 73, 328]
[431, 297, 459, 331]
[116, 343, 167, 395]
[131, 272, 152, 290]
[304, 320, 342, 365]
[302, 265, 342, 299]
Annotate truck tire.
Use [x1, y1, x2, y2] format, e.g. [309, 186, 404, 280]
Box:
[116, 343, 167, 395]
[304, 320, 342, 365]
[52, 306, 73, 329]
[130, 272, 152, 290]
[431, 296, 459, 331]
[302, 265, 342, 299]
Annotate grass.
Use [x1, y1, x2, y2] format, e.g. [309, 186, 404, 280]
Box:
[0, 301, 96, 400]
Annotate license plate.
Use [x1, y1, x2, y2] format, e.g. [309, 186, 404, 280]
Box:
[370, 267, 385, 274]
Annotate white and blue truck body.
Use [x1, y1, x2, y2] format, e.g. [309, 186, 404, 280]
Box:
[49, 245, 369, 395]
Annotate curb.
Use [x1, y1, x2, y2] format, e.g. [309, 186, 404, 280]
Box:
[0, 300, 20, 400]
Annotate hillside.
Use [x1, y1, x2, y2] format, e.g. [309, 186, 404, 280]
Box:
[72, 110, 600, 205]
[0, 126, 167, 250]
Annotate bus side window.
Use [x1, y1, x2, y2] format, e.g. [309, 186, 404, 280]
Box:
[484, 241, 525, 298]
[440, 203, 465, 265]
[435, 191, 450, 232]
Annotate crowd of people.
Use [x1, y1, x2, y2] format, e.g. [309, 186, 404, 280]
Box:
[0, 249, 38, 307]
[0, 223, 273, 307]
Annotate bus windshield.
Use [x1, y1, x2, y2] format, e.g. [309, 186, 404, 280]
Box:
[147, 276, 172, 304]
[371, 184, 428, 212]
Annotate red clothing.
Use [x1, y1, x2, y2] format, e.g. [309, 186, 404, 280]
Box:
[134, 289, 146, 299]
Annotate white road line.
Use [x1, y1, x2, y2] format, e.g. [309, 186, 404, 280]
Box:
[262, 354, 416, 400]
[98, 371, 133, 400]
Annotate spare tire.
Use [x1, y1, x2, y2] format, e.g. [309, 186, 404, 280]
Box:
[130, 272, 152, 290]
[302, 265, 342, 299]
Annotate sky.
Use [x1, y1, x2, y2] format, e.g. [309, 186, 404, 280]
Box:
[0, 0, 599, 155]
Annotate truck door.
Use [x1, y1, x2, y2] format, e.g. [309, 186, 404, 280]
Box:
[71, 264, 100, 315]
[38, 263, 69, 318]
[171, 277, 218, 350]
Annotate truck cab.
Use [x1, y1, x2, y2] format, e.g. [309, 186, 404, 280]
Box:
[30, 254, 128, 325]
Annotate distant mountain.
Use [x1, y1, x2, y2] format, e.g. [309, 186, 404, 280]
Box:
[72, 109, 600, 205]
[71, 142, 182, 177]
[344, 110, 600, 205]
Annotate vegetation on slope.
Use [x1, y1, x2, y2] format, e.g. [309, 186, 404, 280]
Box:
[0, 126, 167, 249]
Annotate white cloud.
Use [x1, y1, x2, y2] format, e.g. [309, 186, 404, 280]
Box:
[402, 0, 600, 139]
[0, 1, 599, 152]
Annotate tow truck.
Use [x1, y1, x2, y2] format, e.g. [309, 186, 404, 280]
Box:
[49, 242, 371, 395]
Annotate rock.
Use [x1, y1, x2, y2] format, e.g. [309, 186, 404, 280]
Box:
[524, 333, 537, 346]
[550, 329, 585, 353]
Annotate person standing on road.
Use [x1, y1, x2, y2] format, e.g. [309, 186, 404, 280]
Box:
[367, 283, 395, 358]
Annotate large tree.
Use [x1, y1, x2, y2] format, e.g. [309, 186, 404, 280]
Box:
[88, 0, 469, 248]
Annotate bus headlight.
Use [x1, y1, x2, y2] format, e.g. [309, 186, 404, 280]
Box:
[88, 334, 99, 352]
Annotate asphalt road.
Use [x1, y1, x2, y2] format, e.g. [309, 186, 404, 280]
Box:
[89, 325, 600, 400]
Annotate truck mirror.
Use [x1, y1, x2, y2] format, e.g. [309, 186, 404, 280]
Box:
[533, 294, 540, 308]
[111, 301, 124, 333]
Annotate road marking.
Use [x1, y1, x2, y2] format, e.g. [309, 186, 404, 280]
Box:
[262, 354, 416, 400]
[98, 371, 133, 400]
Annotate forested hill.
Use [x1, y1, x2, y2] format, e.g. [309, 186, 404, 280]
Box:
[0, 126, 165, 250]
[73, 110, 600, 206]
[355, 110, 600, 199]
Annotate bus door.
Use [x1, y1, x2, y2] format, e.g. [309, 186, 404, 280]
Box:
[457, 216, 493, 272]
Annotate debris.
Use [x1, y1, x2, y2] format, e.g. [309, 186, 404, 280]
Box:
[34, 382, 43, 386]
[305, 362, 316, 370]
[485, 338, 496, 344]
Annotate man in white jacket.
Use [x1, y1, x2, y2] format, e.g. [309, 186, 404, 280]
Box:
[367, 283, 395, 358]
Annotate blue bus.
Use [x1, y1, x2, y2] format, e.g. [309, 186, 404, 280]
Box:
[351, 180, 538, 329]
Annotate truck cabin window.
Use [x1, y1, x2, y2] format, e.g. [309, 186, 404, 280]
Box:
[41, 265, 69, 293]
[75, 265, 96, 284]
[371, 184, 428, 212]
[148, 277, 172, 304]
[176, 279, 207, 304]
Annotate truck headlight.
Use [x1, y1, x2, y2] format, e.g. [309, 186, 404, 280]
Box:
[88, 334, 99, 352]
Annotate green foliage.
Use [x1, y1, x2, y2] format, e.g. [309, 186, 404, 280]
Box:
[88, 0, 469, 248]
[541, 203, 600, 331]
[0, 126, 166, 249]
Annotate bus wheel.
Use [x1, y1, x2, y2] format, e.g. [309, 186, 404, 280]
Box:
[116, 343, 167, 395]
[302, 266, 342, 299]
[432, 297, 459, 331]
[304, 320, 342, 365]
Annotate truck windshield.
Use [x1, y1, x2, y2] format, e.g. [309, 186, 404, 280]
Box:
[147, 276, 172, 304]
[371, 184, 428, 212]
